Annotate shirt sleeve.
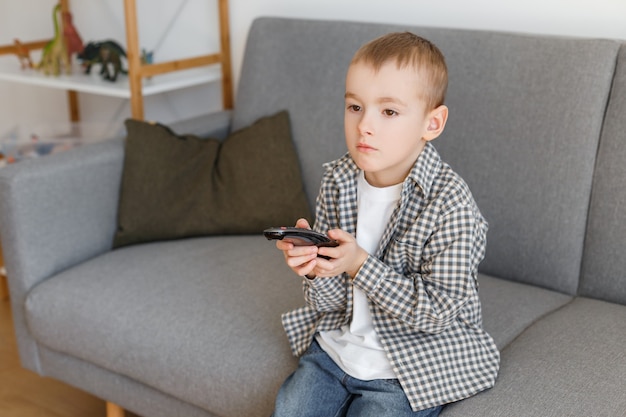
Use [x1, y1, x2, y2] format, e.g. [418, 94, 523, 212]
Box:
[302, 165, 348, 313]
[352, 203, 487, 334]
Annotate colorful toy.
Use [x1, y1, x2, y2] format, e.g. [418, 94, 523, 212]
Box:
[61, 8, 84, 59]
[0, 131, 79, 166]
[77, 40, 127, 82]
[37, 3, 71, 76]
[13, 39, 34, 69]
[141, 49, 154, 65]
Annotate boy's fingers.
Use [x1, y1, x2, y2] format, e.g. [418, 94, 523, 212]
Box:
[288, 245, 318, 257]
[317, 246, 337, 260]
[296, 258, 317, 276]
[327, 228, 351, 242]
[276, 240, 293, 251]
[288, 252, 317, 270]
[295, 218, 311, 229]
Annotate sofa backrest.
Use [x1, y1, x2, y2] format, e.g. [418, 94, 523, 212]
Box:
[432, 32, 618, 295]
[233, 17, 620, 295]
[580, 45, 626, 305]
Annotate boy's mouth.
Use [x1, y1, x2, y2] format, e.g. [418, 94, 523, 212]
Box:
[356, 142, 377, 152]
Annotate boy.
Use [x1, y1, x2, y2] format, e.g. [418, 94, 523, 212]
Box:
[272, 32, 499, 416]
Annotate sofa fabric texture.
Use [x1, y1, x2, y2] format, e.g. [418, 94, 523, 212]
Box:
[26, 236, 301, 416]
[443, 298, 626, 416]
[1, 17, 625, 417]
[580, 45, 626, 305]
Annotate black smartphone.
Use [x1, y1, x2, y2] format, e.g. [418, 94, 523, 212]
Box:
[263, 227, 339, 258]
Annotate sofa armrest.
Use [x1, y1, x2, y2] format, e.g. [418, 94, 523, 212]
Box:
[0, 110, 234, 373]
[0, 109, 233, 294]
[0, 138, 125, 293]
[0, 138, 124, 371]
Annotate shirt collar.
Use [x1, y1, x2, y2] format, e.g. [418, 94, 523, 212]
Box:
[406, 142, 441, 199]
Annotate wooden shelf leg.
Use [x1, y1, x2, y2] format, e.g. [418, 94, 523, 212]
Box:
[106, 402, 125, 417]
[0, 276, 8, 301]
[0, 244, 7, 301]
[67, 90, 80, 122]
[218, 0, 234, 109]
[123, 0, 144, 120]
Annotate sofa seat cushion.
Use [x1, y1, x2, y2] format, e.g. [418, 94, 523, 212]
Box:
[477, 274, 572, 349]
[25, 236, 301, 417]
[442, 297, 626, 416]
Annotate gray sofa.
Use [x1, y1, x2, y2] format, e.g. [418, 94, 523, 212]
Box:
[2, 17, 626, 417]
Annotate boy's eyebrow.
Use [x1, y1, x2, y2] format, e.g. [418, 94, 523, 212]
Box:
[345, 92, 407, 107]
[379, 96, 407, 107]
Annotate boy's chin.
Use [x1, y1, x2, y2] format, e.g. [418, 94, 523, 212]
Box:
[349, 152, 374, 171]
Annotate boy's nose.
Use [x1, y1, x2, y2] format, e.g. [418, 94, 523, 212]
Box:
[357, 115, 374, 136]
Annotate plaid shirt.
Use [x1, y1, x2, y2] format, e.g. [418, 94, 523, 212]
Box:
[282, 143, 500, 411]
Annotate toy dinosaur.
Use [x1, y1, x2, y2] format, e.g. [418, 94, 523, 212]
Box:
[13, 38, 34, 69]
[61, 9, 84, 59]
[78, 40, 127, 82]
[38, 3, 71, 76]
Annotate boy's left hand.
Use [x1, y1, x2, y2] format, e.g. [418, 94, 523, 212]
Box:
[314, 229, 368, 279]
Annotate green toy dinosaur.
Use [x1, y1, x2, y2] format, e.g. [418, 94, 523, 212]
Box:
[38, 3, 71, 76]
[78, 40, 127, 82]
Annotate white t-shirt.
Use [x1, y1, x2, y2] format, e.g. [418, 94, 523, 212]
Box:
[317, 171, 402, 380]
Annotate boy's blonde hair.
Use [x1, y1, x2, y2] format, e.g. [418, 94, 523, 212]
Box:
[351, 32, 448, 111]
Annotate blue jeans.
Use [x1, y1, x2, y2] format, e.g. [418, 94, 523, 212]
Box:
[272, 340, 442, 417]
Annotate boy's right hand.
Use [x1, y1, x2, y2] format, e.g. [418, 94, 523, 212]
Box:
[276, 218, 319, 277]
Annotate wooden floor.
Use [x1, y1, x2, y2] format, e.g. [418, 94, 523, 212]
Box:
[0, 296, 140, 417]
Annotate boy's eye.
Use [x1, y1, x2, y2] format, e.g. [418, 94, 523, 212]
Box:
[383, 109, 398, 116]
[347, 104, 361, 112]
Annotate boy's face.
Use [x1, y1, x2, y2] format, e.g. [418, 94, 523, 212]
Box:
[344, 60, 447, 187]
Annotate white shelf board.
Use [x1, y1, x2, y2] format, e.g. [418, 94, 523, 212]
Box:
[0, 56, 222, 98]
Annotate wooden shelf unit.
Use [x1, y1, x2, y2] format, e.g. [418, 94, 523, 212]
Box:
[0, 0, 233, 121]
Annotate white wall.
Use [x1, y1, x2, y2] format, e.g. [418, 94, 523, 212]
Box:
[1, 0, 625, 136]
[228, 0, 626, 94]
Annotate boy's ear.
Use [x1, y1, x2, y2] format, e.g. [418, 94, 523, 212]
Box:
[423, 105, 449, 141]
